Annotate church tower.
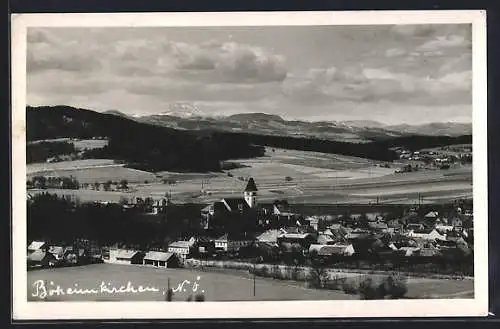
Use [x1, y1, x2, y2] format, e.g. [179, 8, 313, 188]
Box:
[244, 177, 258, 208]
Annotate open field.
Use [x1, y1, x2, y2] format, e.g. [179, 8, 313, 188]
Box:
[26, 147, 472, 204]
[28, 138, 108, 150]
[27, 159, 117, 174]
[27, 263, 357, 301]
[26, 263, 473, 301]
[27, 160, 157, 184]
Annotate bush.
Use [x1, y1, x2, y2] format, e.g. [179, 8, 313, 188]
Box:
[381, 273, 408, 299]
[342, 278, 359, 295]
[358, 276, 384, 300]
[194, 293, 205, 302]
[324, 276, 345, 291]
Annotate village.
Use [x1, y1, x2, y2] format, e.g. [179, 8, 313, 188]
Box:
[27, 177, 473, 279]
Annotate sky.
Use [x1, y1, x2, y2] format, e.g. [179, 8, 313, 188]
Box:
[26, 24, 472, 124]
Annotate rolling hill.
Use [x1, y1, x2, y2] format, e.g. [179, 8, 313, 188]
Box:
[127, 111, 472, 143]
[26, 105, 472, 173]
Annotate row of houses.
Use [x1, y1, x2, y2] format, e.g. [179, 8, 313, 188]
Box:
[27, 240, 94, 269]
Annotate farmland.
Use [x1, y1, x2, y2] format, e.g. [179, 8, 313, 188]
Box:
[26, 263, 473, 301]
[27, 159, 157, 184]
[28, 138, 109, 151]
[27, 147, 472, 205]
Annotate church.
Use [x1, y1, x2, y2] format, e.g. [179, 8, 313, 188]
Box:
[201, 177, 260, 231]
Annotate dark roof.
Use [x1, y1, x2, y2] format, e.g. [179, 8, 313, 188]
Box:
[413, 228, 435, 234]
[244, 178, 258, 192]
[216, 233, 253, 241]
[222, 198, 249, 211]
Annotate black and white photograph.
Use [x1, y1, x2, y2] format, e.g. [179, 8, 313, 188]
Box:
[11, 11, 488, 319]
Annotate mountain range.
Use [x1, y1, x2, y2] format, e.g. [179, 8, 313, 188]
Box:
[103, 108, 472, 143]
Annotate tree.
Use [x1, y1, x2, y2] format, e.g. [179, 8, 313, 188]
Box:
[119, 179, 128, 190]
[103, 180, 112, 192]
[308, 251, 329, 288]
[93, 182, 100, 191]
[380, 273, 408, 299]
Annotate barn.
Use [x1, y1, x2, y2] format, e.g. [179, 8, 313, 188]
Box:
[142, 251, 179, 268]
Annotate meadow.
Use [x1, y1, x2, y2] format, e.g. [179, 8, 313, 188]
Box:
[26, 263, 473, 301]
[27, 263, 357, 301]
[26, 147, 472, 204]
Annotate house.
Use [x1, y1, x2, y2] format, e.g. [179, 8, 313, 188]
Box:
[317, 234, 336, 245]
[324, 225, 348, 241]
[345, 229, 371, 240]
[366, 212, 384, 222]
[62, 246, 90, 265]
[305, 216, 320, 231]
[418, 248, 441, 257]
[406, 223, 425, 232]
[48, 246, 65, 262]
[309, 243, 355, 257]
[192, 236, 215, 254]
[277, 232, 316, 249]
[143, 251, 179, 268]
[168, 238, 196, 260]
[272, 200, 298, 222]
[27, 241, 47, 255]
[256, 229, 281, 244]
[27, 250, 57, 268]
[424, 211, 439, 219]
[214, 234, 254, 252]
[396, 247, 421, 257]
[435, 224, 455, 232]
[108, 249, 144, 265]
[451, 217, 463, 229]
[409, 228, 446, 240]
[368, 222, 389, 231]
[387, 219, 403, 231]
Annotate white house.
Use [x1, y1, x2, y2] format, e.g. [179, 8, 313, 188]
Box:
[435, 224, 455, 232]
[309, 243, 355, 257]
[168, 237, 196, 260]
[28, 241, 47, 254]
[214, 234, 253, 252]
[408, 228, 446, 240]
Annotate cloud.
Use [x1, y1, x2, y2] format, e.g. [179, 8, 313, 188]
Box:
[385, 48, 407, 58]
[281, 63, 471, 108]
[26, 26, 472, 124]
[417, 35, 471, 52]
[27, 29, 103, 73]
[163, 41, 288, 83]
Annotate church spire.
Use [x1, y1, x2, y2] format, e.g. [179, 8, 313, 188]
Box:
[245, 177, 258, 192]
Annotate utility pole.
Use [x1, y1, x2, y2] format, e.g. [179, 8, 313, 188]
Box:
[253, 262, 256, 297]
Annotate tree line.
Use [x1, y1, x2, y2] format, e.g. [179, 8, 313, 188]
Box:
[27, 141, 77, 164]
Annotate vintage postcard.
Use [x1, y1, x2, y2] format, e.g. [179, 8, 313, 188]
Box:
[11, 10, 488, 319]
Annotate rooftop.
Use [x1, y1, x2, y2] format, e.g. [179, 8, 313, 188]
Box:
[244, 177, 258, 192]
[144, 251, 175, 262]
[28, 241, 46, 251]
